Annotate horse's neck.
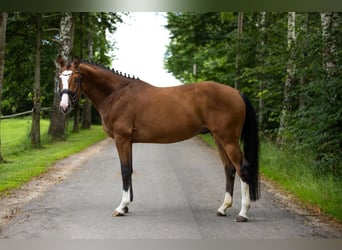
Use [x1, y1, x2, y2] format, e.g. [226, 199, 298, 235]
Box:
[80, 64, 129, 113]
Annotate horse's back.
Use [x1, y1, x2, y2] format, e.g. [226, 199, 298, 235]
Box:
[129, 81, 245, 143]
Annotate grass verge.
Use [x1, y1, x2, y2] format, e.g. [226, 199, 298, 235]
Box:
[199, 134, 342, 222]
[260, 140, 341, 221]
[0, 117, 106, 195]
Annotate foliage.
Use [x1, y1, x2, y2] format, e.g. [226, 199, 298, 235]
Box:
[165, 12, 236, 83]
[2, 12, 123, 116]
[287, 13, 342, 176]
[73, 13, 123, 64]
[165, 12, 341, 177]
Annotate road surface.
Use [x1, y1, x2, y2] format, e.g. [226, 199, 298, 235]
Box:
[0, 138, 340, 239]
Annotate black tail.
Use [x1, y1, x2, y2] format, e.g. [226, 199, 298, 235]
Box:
[240, 94, 260, 201]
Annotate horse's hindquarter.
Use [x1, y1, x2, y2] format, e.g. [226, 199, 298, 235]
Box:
[198, 82, 245, 135]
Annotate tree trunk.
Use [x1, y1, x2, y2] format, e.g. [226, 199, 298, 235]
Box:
[258, 12, 266, 129]
[72, 102, 80, 132]
[72, 13, 84, 133]
[321, 12, 339, 78]
[82, 28, 93, 129]
[48, 13, 74, 139]
[234, 12, 243, 89]
[82, 97, 92, 129]
[0, 12, 8, 163]
[299, 13, 309, 109]
[277, 12, 296, 145]
[31, 13, 42, 148]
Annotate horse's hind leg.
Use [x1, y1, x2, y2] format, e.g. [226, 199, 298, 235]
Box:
[223, 142, 251, 222]
[113, 136, 133, 217]
[216, 142, 236, 216]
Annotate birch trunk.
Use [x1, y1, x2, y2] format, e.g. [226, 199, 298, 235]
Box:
[277, 12, 296, 145]
[48, 13, 74, 139]
[321, 12, 339, 78]
[0, 12, 8, 162]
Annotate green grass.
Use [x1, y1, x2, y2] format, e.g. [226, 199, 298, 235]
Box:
[198, 134, 217, 149]
[260, 140, 342, 221]
[1, 118, 50, 156]
[199, 134, 342, 221]
[0, 117, 106, 194]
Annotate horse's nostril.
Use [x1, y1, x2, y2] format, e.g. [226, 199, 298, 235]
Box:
[60, 105, 68, 113]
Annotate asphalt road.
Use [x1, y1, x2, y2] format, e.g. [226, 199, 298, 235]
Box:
[0, 138, 338, 239]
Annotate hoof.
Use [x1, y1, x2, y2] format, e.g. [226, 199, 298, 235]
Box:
[112, 210, 125, 217]
[216, 211, 226, 217]
[123, 206, 129, 213]
[235, 215, 248, 222]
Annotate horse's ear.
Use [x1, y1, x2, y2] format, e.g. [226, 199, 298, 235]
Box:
[56, 55, 65, 68]
[73, 56, 80, 68]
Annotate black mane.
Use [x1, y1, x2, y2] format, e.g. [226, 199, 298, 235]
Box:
[81, 60, 140, 80]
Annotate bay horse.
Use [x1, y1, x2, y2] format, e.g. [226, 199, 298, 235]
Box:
[57, 56, 259, 222]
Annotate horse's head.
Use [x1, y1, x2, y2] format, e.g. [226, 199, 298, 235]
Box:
[56, 55, 82, 114]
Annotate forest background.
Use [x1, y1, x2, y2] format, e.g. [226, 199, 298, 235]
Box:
[165, 12, 341, 178]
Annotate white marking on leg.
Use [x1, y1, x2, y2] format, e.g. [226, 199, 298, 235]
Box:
[217, 192, 233, 216]
[114, 188, 130, 215]
[238, 180, 251, 219]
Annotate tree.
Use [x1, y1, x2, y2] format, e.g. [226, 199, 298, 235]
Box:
[277, 12, 297, 145]
[321, 12, 339, 78]
[30, 13, 42, 148]
[81, 13, 93, 129]
[258, 12, 266, 128]
[0, 12, 8, 163]
[48, 12, 74, 139]
[165, 12, 341, 176]
[75, 12, 123, 127]
[165, 12, 287, 133]
[1, 12, 122, 127]
[2, 13, 58, 117]
[317, 12, 341, 174]
[235, 12, 243, 89]
[165, 12, 237, 84]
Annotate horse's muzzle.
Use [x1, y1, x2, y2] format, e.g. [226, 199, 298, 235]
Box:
[59, 104, 71, 114]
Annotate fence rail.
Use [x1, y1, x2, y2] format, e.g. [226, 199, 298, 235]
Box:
[0, 107, 52, 120]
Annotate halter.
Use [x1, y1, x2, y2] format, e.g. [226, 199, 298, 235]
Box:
[59, 69, 82, 104]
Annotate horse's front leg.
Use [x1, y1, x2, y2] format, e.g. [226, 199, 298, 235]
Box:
[113, 136, 133, 217]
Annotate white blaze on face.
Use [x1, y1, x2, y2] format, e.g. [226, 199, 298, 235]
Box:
[59, 70, 72, 111]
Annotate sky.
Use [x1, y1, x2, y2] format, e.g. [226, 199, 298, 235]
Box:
[110, 12, 182, 87]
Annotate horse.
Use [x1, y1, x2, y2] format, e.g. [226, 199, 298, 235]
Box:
[56, 56, 260, 222]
